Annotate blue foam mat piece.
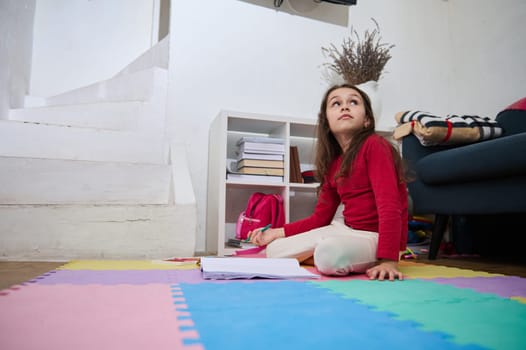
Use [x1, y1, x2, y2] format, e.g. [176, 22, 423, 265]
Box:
[175, 281, 484, 350]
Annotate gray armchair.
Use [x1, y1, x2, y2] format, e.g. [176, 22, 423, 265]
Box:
[401, 98, 526, 259]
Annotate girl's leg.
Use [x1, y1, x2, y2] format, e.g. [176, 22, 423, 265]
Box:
[313, 223, 378, 275]
[265, 223, 342, 262]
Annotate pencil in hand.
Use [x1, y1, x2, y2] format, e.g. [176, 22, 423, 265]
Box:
[243, 224, 271, 243]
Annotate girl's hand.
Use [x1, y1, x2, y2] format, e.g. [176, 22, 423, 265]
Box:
[366, 260, 403, 281]
[248, 227, 285, 246]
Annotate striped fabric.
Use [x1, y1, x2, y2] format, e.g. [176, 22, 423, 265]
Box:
[394, 110, 503, 146]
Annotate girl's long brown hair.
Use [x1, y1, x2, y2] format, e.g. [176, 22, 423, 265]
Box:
[314, 83, 405, 188]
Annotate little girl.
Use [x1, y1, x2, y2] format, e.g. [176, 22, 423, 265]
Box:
[248, 84, 408, 281]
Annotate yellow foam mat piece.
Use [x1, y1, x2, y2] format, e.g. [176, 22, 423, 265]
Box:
[399, 261, 503, 278]
[511, 296, 526, 304]
[59, 259, 200, 270]
[58, 259, 506, 278]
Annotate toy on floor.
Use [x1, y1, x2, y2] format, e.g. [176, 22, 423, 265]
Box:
[407, 216, 432, 244]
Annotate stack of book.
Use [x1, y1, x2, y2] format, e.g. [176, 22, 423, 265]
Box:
[227, 136, 285, 183]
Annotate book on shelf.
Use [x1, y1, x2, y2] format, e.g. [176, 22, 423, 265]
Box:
[239, 142, 285, 154]
[226, 172, 283, 183]
[236, 152, 284, 161]
[237, 167, 284, 176]
[200, 257, 320, 280]
[289, 146, 303, 183]
[237, 159, 284, 169]
[236, 136, 285, 145]
[226, 161, 283, 183]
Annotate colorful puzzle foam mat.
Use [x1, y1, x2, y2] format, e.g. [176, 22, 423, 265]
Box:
[1, 260, 525, 350]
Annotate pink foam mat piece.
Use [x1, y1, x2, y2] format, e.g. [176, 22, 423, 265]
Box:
[0, 283, 202, 350]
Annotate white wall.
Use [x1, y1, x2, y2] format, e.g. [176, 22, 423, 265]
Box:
[29, 0, 156, 97]
[166, 0, 452, 252]
[448, 0, 526, 117]
[348, 0, 450, 120]
[0, 0, 36, 119]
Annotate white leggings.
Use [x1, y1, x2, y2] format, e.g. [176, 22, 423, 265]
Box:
[265, 220, 379, 276]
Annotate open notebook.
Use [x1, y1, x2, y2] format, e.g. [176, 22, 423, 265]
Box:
[200, 257, 320, 280]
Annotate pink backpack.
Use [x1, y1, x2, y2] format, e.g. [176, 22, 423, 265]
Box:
[236, 192, 285, 240]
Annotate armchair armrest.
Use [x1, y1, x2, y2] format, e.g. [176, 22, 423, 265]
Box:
[496, 107, 526, 136]
[414, 133, 526, 184]
[401, 134, 454, 167]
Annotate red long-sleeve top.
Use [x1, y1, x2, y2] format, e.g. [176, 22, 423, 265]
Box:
[284, 134, 408, 261]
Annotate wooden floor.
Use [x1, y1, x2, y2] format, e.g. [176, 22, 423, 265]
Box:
[421, 256, 526, 277]
[0, 261, 66, 290]
[1, 256, 525, 290]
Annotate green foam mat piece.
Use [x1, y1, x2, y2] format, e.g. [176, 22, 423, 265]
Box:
[314, 279, 526, 350]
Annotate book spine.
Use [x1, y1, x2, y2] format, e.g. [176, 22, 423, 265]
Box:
[237, 159, 284, 169]
[237, 167, 284, 176]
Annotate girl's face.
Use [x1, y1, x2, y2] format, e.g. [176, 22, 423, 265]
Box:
[325, 87, 370, 137]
